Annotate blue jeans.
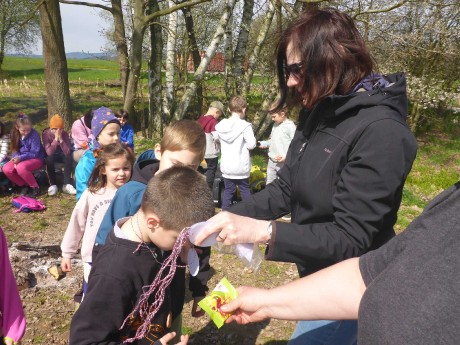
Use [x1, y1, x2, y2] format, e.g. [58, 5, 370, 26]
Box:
[288, 320, 357, 345]
[222, 177, 250, 209]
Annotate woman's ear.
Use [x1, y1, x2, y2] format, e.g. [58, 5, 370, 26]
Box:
[154, 143, 162, 160]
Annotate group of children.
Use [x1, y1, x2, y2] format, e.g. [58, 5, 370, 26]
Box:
[0, 107, 135, 199]
[1, 97, 296, 345]
[198, 95, 296, 209]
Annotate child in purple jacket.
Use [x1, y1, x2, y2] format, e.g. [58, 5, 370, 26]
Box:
[0, 227, 26, 345]
[3, 113, 45, 198]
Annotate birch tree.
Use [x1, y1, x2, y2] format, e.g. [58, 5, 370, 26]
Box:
[147, 0, 163, 138]
[162, 0, 178, 121]
[175, 0, 237, 120]
[232, 0, 254, 94]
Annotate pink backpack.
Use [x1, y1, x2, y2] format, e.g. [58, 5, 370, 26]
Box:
[12, 196, 46, 213]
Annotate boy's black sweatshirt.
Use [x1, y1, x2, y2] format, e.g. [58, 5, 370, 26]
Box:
[70, 229, 173, 345]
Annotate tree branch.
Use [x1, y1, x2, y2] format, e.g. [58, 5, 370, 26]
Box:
[19, 0, 45, 28]
[353, 0, 410, 19]
[144, 0, 210, 26]
[58, 0, 113, 13]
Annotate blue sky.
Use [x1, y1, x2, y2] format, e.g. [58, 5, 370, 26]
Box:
[33, 1, 109, 54]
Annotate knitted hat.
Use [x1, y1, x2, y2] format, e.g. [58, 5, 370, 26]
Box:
[209, 101, 225, 115]
[49, 114, 64, 129]
[88, 106, 120, 150]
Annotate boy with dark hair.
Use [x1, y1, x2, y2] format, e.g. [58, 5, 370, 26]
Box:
[70, 166, 215, 345]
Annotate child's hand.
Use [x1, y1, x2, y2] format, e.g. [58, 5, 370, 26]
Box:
[61, 257, 72, 272]
[156, 332, 189, 345]
[275, 156, 285, 163]
[258, 141, 268, 149]
[11, 157, 20, 164]
[191, 297, 205, 318]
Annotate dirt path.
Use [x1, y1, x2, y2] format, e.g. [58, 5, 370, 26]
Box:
[1, 192, 296, 344]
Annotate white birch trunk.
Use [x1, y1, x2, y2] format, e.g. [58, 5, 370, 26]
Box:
[175, 0, 237, 120]
[162, 0, 178, 120]
[243, 0, 275, 97]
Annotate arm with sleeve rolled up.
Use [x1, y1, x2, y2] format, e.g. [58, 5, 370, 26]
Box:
[222, 257, 364, 324]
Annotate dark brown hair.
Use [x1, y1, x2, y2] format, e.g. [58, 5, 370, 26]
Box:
[0, 121, 5, 137]
[115, 109, 129, 120]
[160, 120, 206, 162]
[87, 142, 135, 193]
[141, 165, 214, 231]
[228, 95, 247, 114]
[83, 110, 93, 129]
[10, 113, 33, 152]
[274, 8, 374, 111]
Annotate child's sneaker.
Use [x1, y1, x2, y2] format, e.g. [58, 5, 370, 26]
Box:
[48, 185, 58, 196]
[18, 186, 29, 195]
[26, 187, 41, 199]
[62, 184, 77, 195]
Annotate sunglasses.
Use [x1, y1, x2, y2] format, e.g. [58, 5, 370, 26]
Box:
[285, 62, 303, 79]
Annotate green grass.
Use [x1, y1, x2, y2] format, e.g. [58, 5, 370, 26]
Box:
[2, 56, 120, 81]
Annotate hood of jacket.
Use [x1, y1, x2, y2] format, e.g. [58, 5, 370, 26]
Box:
[300, 73, 408, 138]
[131, 159, 160, 185]
[215, 116, 252, 144]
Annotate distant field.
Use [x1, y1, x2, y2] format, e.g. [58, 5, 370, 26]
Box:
[2, 56, 120, 81]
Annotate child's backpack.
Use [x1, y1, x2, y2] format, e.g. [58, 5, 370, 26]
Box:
[12, 196, 46, 213]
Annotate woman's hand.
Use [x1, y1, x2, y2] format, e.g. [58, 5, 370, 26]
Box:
[193, 211, 271, 246]
[221, 286, 270, 325]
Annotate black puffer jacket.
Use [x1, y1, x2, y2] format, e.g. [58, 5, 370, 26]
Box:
[230, 73, 418, 277]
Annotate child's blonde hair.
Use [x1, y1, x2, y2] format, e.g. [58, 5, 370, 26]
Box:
[159, 119, 206, 161]
[87, 142, 134, 193]
[11, 113, 33, 152]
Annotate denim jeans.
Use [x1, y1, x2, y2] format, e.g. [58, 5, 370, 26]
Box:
[288, 320, 358, 345]
[205, 157, 218, 189]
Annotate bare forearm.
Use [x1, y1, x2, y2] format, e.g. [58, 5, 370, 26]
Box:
[263, 258, 364, 321]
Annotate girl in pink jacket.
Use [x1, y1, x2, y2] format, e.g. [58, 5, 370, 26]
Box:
[0, 227, 26, 345]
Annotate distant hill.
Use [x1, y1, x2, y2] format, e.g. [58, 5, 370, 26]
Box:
[6, 52, 115, 60]
[66, 52, 115, 60]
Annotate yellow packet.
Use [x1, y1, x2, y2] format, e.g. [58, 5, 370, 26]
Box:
[198, 277, 238, 328]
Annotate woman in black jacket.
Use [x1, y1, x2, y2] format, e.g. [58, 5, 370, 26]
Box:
[195, 8, 417, 345]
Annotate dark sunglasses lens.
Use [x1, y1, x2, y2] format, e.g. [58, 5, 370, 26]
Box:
[285, 64, 302, 78]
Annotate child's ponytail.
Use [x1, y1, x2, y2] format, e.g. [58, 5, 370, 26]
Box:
[10, 113, 32, 152]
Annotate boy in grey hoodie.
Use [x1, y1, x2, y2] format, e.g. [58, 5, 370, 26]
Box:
[215, 96, 256, 209]
[259, 106, 296, 184]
